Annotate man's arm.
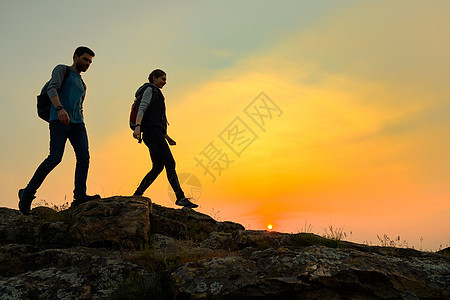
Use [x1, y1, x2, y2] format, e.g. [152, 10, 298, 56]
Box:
[49, 95, 70, 125]
[47, 65, 70, 125]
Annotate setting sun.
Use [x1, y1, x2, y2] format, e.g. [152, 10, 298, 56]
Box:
[267, 224, 273, 230]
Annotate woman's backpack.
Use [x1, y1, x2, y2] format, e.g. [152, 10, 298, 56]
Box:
[129, 83, 156, 130]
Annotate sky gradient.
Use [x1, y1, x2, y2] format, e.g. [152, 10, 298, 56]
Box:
[1, 0, 449, 250]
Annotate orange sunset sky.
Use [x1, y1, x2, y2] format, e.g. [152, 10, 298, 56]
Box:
[1, 0, 449, 250]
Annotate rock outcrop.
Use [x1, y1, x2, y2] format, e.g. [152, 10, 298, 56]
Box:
[0, 196, 448, 299]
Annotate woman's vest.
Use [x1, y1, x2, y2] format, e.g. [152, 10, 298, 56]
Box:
[141, 85, 168, 133]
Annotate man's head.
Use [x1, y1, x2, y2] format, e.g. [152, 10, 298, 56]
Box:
[73, 46, 95, 73]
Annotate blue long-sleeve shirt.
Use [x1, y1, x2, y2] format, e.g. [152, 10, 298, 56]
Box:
[47, 65, 86, 123]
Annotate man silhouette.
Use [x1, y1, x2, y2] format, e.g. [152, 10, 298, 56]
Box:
[18, 46, 100, 215]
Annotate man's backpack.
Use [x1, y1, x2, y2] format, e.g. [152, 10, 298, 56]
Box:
[37, 66, 71, 122]
[129, 83, 156, 130]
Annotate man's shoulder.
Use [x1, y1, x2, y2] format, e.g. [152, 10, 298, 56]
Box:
[53, 64, 70, 70]
[51, 64, 71, 76]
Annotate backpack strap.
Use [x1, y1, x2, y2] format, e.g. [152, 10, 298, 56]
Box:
[63, 65, 71, 84]
[135, 83, 154, 99]
[75, 66, 87, 105]
[62, 66, 86, 92]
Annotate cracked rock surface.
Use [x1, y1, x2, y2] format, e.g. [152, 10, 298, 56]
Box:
[1, 197, 449, 299]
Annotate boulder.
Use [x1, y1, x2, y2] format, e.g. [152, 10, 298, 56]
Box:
[1, 196, 449, 299]
[172, 246, 450, 299]
[0, 246, 149, 299]
[0, 197, 151, 249]
[68, 196, 151, 248]
[151, 204, 244, 240]
[150, 213, 188, 240]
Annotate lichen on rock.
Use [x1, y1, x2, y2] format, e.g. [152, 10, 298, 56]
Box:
[0, 196, 449, 299]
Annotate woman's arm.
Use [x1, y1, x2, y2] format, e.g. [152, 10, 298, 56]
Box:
[133, 87, 153, 141]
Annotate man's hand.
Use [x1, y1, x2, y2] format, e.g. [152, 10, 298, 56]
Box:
[57, 109, 70, 125]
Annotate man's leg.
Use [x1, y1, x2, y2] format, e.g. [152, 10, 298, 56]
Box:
[69, 123, 99, 204]
[69, 123, 89, 198]
[19, 121, 68, 214]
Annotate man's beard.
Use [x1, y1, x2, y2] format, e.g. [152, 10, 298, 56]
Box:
[76, 62, 88, 72]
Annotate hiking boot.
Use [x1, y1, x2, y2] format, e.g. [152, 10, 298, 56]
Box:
[18, 188, 36, 215]
[71, 194, 101, 207]
[175, 197, 198, 209]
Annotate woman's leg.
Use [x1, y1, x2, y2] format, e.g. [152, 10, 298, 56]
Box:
[134, 129, 166, 195]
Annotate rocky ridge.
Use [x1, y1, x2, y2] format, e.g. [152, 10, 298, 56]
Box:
[0, 196, 449, 299]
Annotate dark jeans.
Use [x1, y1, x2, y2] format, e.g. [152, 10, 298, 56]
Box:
[25, 121, 90, 197]
[137, 127, 185, 200]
